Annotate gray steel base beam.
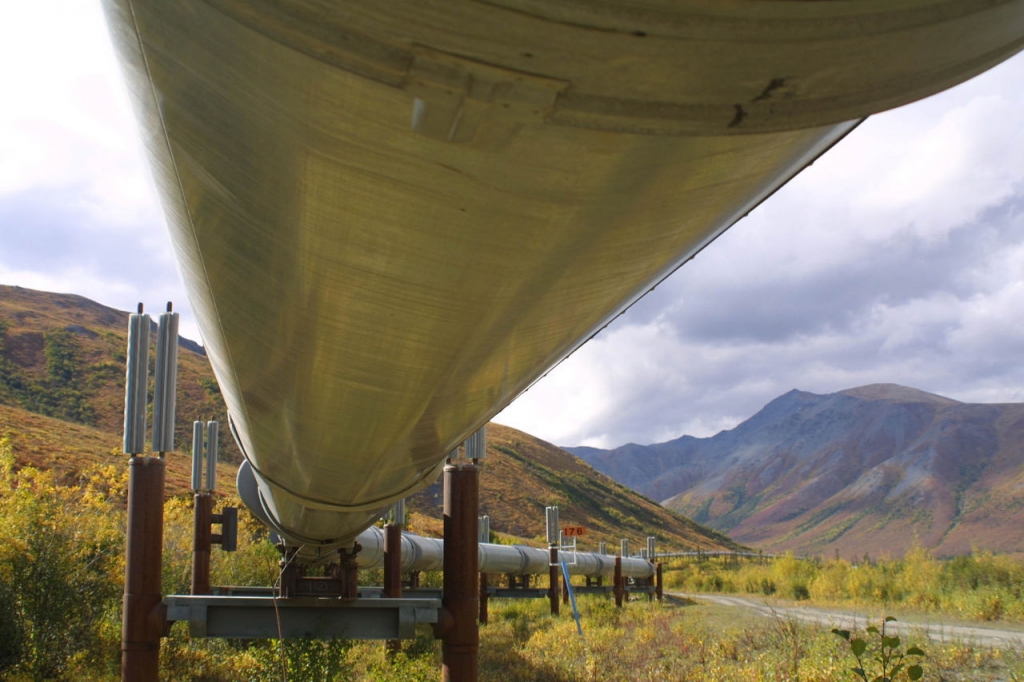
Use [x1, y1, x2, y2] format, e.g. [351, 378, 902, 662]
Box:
[164, 596, 440, 640]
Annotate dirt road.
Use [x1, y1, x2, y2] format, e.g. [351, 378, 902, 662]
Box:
[673, 593, 1024, 649]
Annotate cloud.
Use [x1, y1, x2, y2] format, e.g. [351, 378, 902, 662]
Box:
[0, 0, 199, 341]
[2, 2, 1022, 451]
[498, 51, 1024, 448]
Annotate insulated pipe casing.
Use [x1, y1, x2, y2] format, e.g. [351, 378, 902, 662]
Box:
[191, 421, 203, 491]
[122, 311, 150, 455]
[350, 525, 651, 577]
[545, 506, 559, 546]
[151, 309, 179, 453]
[206, 421, 219, 492]
[391, 498, 406, 525]
[465, 426, 486, 461]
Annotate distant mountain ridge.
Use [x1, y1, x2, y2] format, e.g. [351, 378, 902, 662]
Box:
[568, 384, 1024, 557]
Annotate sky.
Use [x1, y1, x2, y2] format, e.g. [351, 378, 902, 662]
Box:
[2, 2, 1023, 450]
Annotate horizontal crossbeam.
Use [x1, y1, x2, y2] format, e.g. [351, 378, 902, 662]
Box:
[164, 595, 440, 640]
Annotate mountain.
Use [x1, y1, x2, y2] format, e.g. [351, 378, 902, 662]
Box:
[569, 384, 1024, 558]
[0, 284, 736, 552]
[0, 284, 239, 461]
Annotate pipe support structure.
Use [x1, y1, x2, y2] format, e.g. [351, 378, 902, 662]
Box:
[384, 522, 403, 655]
[122, 457, 166, 682]
[441, 463, 479, 682]
[548, 547, 560, 616]
[191, 493, 213, 595]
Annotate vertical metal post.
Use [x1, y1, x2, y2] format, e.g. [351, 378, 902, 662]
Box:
[441, 462, 479, 682]
[191, 493, 212, 595]
[122, 457, 165, 681]
[548, 546, 560, 616]
[545, 505, 560, 616]
[656, 562, 663, 601]
[384, 523, 403, 599]
[384, 509, 403, 655]
[478, 572, 489, 624]
[478, 515, 489, 624]
[190, 421, 217, 595]
[613, 556, 624, 608]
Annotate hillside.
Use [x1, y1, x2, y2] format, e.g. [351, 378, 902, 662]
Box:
[570, 384, 1024, 558]
[412, 422, 738, 550]
[0, 284, 736, 552]
[0, 284, 238, 461]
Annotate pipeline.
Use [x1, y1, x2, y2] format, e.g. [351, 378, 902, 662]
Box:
[238, 460, 652, 579]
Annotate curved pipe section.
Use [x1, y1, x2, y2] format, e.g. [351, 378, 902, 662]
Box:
[103, 0, 1024, 553]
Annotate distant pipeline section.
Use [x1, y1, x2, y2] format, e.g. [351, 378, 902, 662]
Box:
[237, 459, 654, 578]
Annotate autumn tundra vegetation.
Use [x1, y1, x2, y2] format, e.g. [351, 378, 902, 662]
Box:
[2, 435, 1024, 680]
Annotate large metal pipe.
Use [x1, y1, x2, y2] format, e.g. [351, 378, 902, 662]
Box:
[100, 0, 1024, 559]
[355, 525, 655, 578]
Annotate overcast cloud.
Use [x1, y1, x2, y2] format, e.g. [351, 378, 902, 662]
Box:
[2, 2, 1023, 450]
[499, 52, 1024, 448]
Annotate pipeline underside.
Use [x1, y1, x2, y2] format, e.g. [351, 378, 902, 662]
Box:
[101, 0, 1024, 558]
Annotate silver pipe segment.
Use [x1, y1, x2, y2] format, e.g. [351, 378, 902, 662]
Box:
[354, 526, 654, 579]
[103, 0, 1024, 552]
[121, 310, 149, 455]
[238, 461, 653, 577]
[151, 309, 179, 453]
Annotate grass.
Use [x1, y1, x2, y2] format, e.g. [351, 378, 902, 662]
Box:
[1, 437, 1023, 681]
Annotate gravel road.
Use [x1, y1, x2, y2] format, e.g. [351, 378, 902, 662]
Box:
[673, 592, 1024, 649]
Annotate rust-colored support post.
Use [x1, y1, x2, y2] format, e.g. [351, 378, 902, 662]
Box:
[441, 463, 479, 682]
[191, 492, 212, 595]
[613, 556, 624, 608]
[478, 573, 489, 624]
[384, 522, 403, 598]
[122, 456, 166, 682]
[339, 545, 360, 600]
[656, 563, 663, 602]
[562, 573, 569, 605]
[384, 522, 403, 654]
[548, 547, 560, 616]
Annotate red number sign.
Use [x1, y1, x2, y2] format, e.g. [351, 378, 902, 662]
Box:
[562, 526, 586, 537]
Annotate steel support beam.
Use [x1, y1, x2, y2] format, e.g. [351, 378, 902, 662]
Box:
[384, 522, 403, 654]
[441, 463, 479, 682]
[122, 457, 166, 682]
[479, 573, 489, 624]
[164, 595, 440, 639]
[191, 492, 212, 595]
[614, 556, 624, 608]
[548, 547, 560, 616]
